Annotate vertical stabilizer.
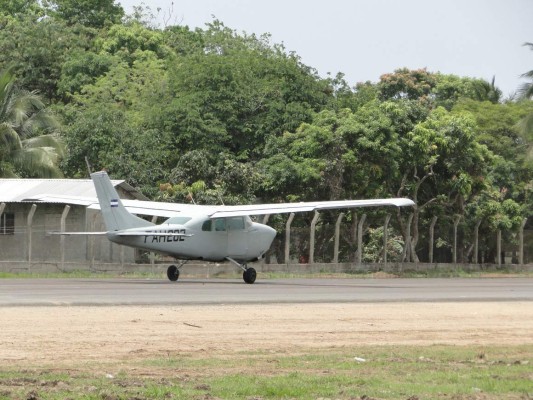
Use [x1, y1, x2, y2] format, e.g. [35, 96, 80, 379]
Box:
[91, 171, 153, 231]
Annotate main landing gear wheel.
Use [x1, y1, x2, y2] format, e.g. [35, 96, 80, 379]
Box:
[243, 267, 257, 284]
[167, 265, 180, 282]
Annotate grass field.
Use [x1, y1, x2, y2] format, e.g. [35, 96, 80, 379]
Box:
[1, 345, 531, 399]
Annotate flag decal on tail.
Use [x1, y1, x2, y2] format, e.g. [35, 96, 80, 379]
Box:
[110, 199, 119, 208]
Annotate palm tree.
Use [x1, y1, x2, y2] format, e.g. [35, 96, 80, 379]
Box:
[473, 76, 502, 104]
[519, 43, 533, 99]
[517, 43, 533, 164]
[0, 67, 64, 178]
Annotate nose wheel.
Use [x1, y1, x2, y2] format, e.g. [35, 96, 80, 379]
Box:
[226, 257, 257, 284]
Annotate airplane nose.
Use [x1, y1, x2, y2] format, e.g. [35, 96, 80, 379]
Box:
[264, 225, 277, 247]
[250, 222, 277, 259]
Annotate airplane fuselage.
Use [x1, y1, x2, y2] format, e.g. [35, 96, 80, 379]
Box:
[106, 214, 276, 263]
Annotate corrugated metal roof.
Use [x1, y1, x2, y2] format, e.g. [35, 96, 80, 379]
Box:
[0, 178, 147, 203]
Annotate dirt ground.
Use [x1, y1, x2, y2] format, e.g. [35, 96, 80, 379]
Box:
[1, 302, 532, 367]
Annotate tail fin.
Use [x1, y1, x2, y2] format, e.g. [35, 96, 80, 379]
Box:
[91, 171, 153, 231]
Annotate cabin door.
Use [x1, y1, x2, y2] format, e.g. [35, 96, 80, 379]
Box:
[226, 216, 247, 257]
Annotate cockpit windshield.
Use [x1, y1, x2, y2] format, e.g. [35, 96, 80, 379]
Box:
[163, 216, 192, 225]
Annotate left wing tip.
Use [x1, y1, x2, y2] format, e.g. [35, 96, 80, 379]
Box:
[395, 198, 415, 207]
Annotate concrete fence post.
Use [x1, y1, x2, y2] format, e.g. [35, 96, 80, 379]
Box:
[351, 214, 358, 262]
[309, 211, 320, 264]
[519, 217, 527, 265]
[89, 213, 98, 268]
[333, 212, 345, 264]
[453, 215, 461, 265]
[473, 219, 482, 264]
[0, 203, 5, 235]
[383, 214, 391, 268]
[402, 213, 413, 264]
[497, 229, 502, 267]
[284, 213, 295, 265]
[60, 205, 71, 271]
[26, 204, 37, 272]
[356, 214, 367, 266]
[428, 216, 437, 264]
[150, 215, 158, 272]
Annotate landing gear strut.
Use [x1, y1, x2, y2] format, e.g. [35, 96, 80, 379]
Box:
[167, 260, 188, 282]
[226, 258, 257, 284]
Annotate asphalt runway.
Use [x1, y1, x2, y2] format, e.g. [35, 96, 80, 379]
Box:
[0, 277, 532, 306]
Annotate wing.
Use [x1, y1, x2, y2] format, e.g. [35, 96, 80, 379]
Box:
[207, 198, 415, 218]
[25, 194, 414, 219]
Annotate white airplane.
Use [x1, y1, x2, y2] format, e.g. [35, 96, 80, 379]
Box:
[50, 171, 415, 283]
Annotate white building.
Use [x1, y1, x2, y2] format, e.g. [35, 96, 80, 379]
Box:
[0, 178, 149, 270]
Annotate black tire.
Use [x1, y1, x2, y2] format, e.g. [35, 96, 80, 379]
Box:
[167, 265, 179, 282]
[243, 267, 257, 284]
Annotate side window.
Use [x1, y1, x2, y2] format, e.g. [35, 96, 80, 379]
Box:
[202, 218, 243, 232]
[214, 218, 226, 232]
[227, 216, 244, 231]
[201, 220, 212, 232]
[0, 212, 15, 235]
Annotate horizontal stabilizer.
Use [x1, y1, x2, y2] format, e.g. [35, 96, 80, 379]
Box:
[115, 231, 194, 237]
[48, 231, 107, 235]
[48, 230, 193, 237]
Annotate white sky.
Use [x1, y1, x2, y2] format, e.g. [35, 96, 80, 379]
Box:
[119, 0, 533, 98]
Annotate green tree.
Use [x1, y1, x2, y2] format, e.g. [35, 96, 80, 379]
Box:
[324, 74, 372, 112]
[0, 0, 42, 17]
[452, 99, 533, 209]
[0, 13, 88, 102]
[378, 68, 502, 110]
[57, 50, 115, 100]
[378, 68, 436, 102]
[433, 74, 502, 109]
[259, 102, 425, 262]
[464, 189, 524, 263]
[259, 100, 428, 202]
[259, 109, 351, 201]
[159, 151, 261, 205]
[0, 69, 64, 177]
[395, 107, 493, 261]
[43, 0, 124, 28]
[163, 25, 205, 57]
[95, 20, 171, 65]
[60, 19, 335, 197]
[60, 104, 172, 196]
[167, 21, 331, 160]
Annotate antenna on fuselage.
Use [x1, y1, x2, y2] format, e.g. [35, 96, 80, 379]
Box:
[85, 156, 93, 176]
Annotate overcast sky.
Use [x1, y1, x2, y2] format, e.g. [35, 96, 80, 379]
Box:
[119, 0, 532, 98]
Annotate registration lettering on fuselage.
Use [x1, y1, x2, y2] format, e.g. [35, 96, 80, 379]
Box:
[143, 229, 187, 243]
